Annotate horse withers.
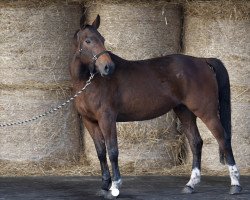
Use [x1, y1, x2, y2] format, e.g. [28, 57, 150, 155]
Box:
[69, 15, 242, 199]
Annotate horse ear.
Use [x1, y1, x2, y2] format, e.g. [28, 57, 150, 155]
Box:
[72, 29, 80, 52]
[92, 14, 100, 29]
[80, 15, 86, 29]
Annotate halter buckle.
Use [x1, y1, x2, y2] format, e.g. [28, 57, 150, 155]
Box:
[92, 55, 98, 61]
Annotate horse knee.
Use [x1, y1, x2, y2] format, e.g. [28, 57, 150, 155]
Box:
[108, 148, 119, 162]
[97, 148, 107, 161]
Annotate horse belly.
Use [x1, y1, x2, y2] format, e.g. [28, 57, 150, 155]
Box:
[117, 94, 178, 122]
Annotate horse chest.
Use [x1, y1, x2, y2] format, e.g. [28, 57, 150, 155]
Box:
[75, 94, 101, 120]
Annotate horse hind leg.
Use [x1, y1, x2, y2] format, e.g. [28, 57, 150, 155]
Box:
[219, 147, 226, 165]
[174, 105, 202, 194]
[200, 114, 242, 194]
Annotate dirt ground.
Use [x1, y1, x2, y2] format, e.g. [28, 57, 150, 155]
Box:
[0, 176, 249, 200]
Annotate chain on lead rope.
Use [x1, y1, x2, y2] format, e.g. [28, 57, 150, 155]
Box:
[0, 73, 96, 128]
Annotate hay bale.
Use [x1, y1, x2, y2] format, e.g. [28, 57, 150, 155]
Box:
[83, 0, 184, 174]
[0, 89, 80, 163]
[0, 0, 83, 167]
[0, 0, 81, 86]
[183, 1, 250, 172]
[84, 0, 182, 60]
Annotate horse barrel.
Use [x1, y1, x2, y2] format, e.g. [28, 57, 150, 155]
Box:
[183, 1, 250, 173]
[0, 1, 82, 167]
[83, 0, 184, 173]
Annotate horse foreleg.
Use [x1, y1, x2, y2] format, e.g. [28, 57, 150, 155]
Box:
[98, 112, 122, 199]
[174, 105, 202, 194]
[83, 118, 112, 194]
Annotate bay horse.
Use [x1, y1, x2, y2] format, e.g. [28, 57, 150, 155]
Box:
[70, 15, 242, 199]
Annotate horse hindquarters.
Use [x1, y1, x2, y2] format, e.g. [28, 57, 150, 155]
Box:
[190, 58, 241, 194]
[206, 58, 232, 164]
[206, 58, 241, 194]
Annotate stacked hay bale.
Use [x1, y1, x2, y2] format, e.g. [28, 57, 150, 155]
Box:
[183, 1, 250, 172]
[0, 0, 82, 168]
[83, 0, 184, 174]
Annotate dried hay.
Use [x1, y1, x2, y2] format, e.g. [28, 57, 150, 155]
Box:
[83, 0, 183, 60]
[116, 114, 186, 171]
[82, 0, 185, 174]
[0, 89, 81, 163]
[1, 157, 250, 177]
[0, 0, 83, 169]
[0, 159, 191, 177]
[0, 0, 82, 86]
[0, 0, 82, 8]
[184, 0, 249, 20]
[183, 0, 250, 172]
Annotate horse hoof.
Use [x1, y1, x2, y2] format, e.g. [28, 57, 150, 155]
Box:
[104, 190, 118, 199]
[182, 185, 194, 194]
[229, 185, 242, 195]
[97, 189, 118, 199]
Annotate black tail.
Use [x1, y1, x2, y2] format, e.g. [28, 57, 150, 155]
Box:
[206, 58, 231, 165]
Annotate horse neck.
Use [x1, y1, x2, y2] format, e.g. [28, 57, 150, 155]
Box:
[70, 55, 91, 83]
[110, 53, 128, 67]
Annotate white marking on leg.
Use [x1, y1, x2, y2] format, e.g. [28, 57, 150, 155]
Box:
[186, 168, 201, 188]
[228, 165, 240, 186]
[109, 179, 122, 197]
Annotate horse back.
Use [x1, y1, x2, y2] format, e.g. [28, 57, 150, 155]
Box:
[113, 54, 217, 121]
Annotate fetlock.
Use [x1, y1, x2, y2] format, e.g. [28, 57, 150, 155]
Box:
[102, 177, 112, 191]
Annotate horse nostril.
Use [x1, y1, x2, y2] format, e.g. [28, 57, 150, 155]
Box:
[104, 65, 110, 73]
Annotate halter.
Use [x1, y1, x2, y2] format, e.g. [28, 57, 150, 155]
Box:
[79, 48, 110, 63]
[92, 50, 110, 62]
[78, 47, 110, 74]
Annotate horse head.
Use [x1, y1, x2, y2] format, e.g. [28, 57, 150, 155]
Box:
[75, 15, 115, 76]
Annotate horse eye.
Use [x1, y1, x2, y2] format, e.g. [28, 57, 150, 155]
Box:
[85, 39, 91, 44]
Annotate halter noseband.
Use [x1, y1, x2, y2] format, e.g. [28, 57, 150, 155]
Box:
[92, 50, 110, 62]
[78, 48, 110, 74]
[79, 48, 110, 63]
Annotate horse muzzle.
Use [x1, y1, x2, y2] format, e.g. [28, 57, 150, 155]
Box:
[93, 50, 115, 76]
[101, 62, 115, 76]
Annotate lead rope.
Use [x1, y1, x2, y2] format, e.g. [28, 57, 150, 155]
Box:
[0, 73, 96, 127]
